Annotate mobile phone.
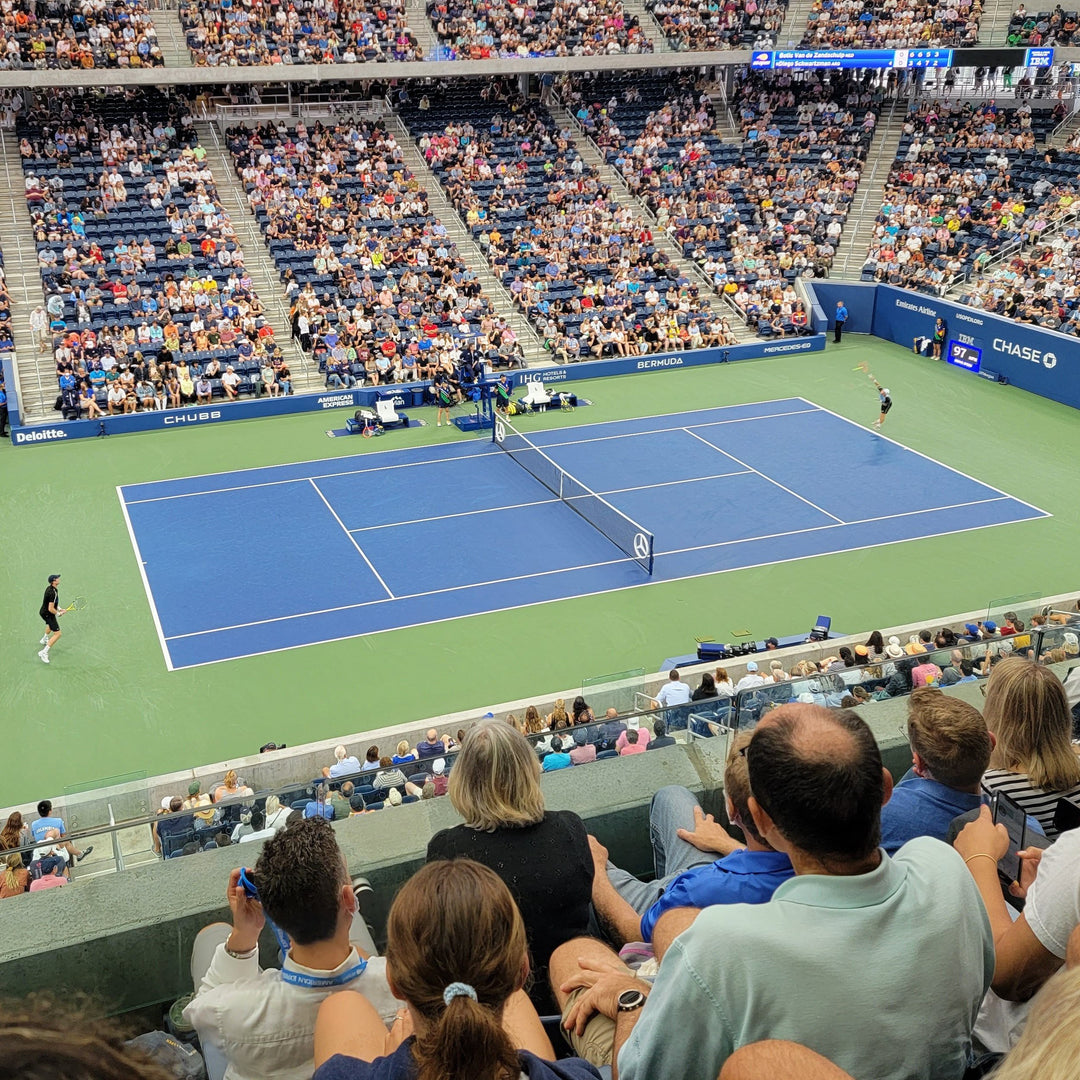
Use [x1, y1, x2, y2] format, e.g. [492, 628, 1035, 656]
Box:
[992, 792, 1028, 883]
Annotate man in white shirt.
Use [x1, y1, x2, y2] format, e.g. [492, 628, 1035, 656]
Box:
[655, 669, 691, 708]
[734, 661, 768, 693]
[183, 818, 395, 1080]
[323, 745, 362, 779]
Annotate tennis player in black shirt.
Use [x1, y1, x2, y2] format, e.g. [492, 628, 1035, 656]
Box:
[38, 573, 63, 664]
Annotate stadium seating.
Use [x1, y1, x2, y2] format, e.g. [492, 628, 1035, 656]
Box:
[398, 78, 723, 359]
[862, 100, 1060, 295]
[224, 118, 512, 382]
[425, 0, 653, 58]
[18, 89, 279, 415]
[645, 0, 788, 50]
[1006, 3, 1078, 44]
[568, 70, 873, 335]
[800, 0, 981, 49]
[180, 0, 422, 65]
[0, 0, 163, 69]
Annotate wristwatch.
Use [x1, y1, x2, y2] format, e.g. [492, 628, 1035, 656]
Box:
[617, 988, 647, 1013]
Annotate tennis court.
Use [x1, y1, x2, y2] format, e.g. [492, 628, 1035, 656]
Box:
[118, 397, 1050, 670]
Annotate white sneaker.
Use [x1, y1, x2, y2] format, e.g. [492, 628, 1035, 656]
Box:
[40, 634, 48, 645]
[37, 648, 50, 664]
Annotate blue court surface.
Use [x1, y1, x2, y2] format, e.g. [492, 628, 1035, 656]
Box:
[118, 398, 1050, 670]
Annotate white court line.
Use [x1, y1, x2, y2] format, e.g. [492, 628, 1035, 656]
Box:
[682, 427, 846, 525]
[797, 398, 1054, 519]
[122, 406, 819, 505]
[308, 479, 395, 599]
[166, 493, 1013, 643]
[120, 395, 814, 495]
[347, 470, 753, 533]
[166, 550, 633, 641]
[527, 408, 821, 451]
[123, 449, 503, 505]
[169, 514, 1046, 670]
[655, 496, 1011, 556]
[116, 487, 175, 672]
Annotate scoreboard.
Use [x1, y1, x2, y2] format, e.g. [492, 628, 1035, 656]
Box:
[748, 47, 1053, 71]
[947, 341, 983, 373]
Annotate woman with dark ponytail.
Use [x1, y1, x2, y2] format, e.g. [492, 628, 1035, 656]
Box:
[313, 859, 601, 1080]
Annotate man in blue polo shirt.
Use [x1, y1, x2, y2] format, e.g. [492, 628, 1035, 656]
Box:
[882, 686, 1043, 853]
[833, 299, 848, 343]
[588, 733, 792, 945]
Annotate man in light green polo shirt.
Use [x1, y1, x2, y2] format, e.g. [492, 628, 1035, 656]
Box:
[550, 704, 994, 1080]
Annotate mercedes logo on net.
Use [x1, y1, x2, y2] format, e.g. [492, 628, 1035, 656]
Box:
[633, 533, 651, 560]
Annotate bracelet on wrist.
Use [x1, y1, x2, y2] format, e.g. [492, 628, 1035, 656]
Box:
[963, 853, 999, 868]
[224, 941, 258, 960]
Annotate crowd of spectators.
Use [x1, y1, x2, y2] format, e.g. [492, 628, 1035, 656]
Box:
[0, 0, 162, 70]
[425, 0, 653, 58]
[400, 78, 725, 359]
[225, 115, 519, 385]
[180, 0, 422, 66]
[644, 0, 787, 51]
[1007, 3, 1079, 45]
[800, 0, 982, 49]
[954, 147, 1080, 333]
[568, 70, 875, 334]
[19, 88, 287, 418]
[862, 98, 1061, 295]
[60, 610, 1080, 1080]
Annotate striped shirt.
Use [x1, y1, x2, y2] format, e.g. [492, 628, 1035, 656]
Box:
[981, 769, 1080, 839]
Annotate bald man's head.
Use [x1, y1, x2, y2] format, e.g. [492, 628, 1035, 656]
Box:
[747, 704, 884, 865]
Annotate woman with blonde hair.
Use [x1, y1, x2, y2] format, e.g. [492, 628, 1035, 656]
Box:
[263, 794, 289, 834]
[313, 859, 600, 1080]
[0, 812, 30, 862]
[546, 698, 569, 728]
[213, 769, 253, 804]
[981, 657, 1080, 837]
[0, 852, 29, 898]
[425, 720, 592, 1013]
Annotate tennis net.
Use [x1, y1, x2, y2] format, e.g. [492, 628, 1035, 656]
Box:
[492, 415, 655, 574]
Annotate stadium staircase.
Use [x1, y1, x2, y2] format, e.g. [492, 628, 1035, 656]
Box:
[832, 98, 906, 282]
[619, 0, 673, 52]
[776, 0, 814, 46]
[0, 130, 60, 420]
[387, 114, 548, 363]
[406, 0, 440, 58]
[556, 108, 759, 343]
[195, 121, 325, 393]
[155, 9, 194, 68]
[1051, 108, 1080, 146]
[976, 0, 1017, 44]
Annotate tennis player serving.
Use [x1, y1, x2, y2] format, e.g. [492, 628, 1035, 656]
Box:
[38, 573, 63, 664]
[874, 381, 893, 428]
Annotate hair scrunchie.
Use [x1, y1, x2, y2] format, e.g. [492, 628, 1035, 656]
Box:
[442, 982, 478, 1006]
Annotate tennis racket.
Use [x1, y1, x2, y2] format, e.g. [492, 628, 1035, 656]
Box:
[853, 361, 878, 383]
[61, 596, 87, 614]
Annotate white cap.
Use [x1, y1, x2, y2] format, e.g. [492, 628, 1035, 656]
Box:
[882, 388, 890, 395]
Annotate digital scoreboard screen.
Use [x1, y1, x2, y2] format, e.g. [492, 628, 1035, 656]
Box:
[947, 341, 982, 373]
[749, 46, 1052, 70]
[749, 49, 953, 70]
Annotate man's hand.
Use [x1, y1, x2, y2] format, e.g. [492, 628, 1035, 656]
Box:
[1008, 847, 1044, 899]
[588, 834, 610, 876]
[676, 805, 743, 856]
[953, 804, 1009, 865]
[560, 958, 649, 1036]
[225, 867, 265, 952]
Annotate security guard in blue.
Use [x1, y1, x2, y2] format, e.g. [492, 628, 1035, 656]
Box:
[834, 300, 848, 344]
